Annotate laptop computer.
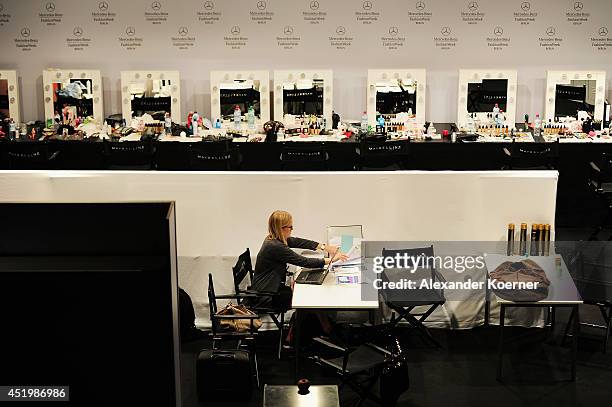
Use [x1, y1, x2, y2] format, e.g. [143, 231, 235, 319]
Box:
[295, 263, 332, 285]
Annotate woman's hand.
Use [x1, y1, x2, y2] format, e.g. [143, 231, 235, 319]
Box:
[325, 244, 340, 257]
[324, 252, 349, 265]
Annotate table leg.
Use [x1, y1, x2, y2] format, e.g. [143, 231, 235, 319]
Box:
[571, 305, 578, 381]
[294, 309, 303, 380]
[484, 279, 490, 327]
[496, 304, 506, 381]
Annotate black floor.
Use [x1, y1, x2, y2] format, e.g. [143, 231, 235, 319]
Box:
[180, 310, 612, 407]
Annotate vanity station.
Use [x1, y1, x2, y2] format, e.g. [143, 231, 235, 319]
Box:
[457, 69, 518, 134]
[0, 70, 21, 126]
[274, 70, 333, 134]
[40, 69, 104, 139]
[366, 69, 427, 136]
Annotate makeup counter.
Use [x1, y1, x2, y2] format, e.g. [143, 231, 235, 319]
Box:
[0, 67, 609, 227]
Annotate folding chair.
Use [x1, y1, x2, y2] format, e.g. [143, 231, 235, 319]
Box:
[280, 142, 329, 171]
[586, 153, 612, 241]
[380, 246, 445, 347]
[312, 324, 408, 407]
[502, 140, 559, 170]
[231, 248, 288, 359]
[207, 273, 260, 388]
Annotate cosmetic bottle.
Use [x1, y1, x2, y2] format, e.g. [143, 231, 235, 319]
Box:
[233, 105, 242, 131]
[247, 105, 255, 130]
[192, 112, 200, 136]
[534, 114, 542, 136]
[377, 115, 385, 134]
[493, 103, 500, 125]
[165, 113, 172, 135]
[427, 123, 437, 138]
[519, 223, 528, 256]
[543, 224, 550, 256]
[8, 119, 16, 140]
[507, 223, 515, 255]
[361, 111, 368, 134]
[530, 223, 538, 256]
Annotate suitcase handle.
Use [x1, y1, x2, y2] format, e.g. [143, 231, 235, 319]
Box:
[211, 353, 235, 360]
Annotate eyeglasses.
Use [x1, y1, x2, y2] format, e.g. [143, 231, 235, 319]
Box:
[282, 225, 294, 230]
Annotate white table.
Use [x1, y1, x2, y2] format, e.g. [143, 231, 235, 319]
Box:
[485, 254, 582, 381]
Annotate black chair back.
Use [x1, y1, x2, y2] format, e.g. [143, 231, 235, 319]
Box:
[208, 273, 220, 334]
[232, 249, 253, 303]
[189, 140, 233, 170]
[4, 142, 59, 169]
[590, 152, 612, 190]
[104, 141, 155, 170]
[505, 140, 559, 170]
[280, 143, 328, 171]
[380, 245, 439, 305]
[358, 139, 409, 170]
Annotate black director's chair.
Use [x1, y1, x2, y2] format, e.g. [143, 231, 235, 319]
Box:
[380, 246, 446, 347]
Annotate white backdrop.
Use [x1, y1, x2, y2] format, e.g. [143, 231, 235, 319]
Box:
[0, 0, 611, 123]
[0, 170, 558, 327]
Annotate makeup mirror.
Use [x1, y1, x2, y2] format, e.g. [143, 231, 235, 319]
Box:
[43, 69, 103, 125]
[274, 70, 333, 128]
[210, 71, 269, 123]
[545, 71, 606, 123]
[457, 69, 517, 128]
[367, 69, 426, 127]
[121, 71, 181, 123]
[0, 70, 20, 124]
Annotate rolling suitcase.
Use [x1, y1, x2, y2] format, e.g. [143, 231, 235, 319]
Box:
[196, 349, 253, 401]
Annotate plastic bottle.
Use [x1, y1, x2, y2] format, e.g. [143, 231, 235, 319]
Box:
[247, 105, 255, 130]
[427, 123, 437, 137]
[534, 113, 542, 136]
[233, 105, 242, 130]
[360, 111, 368, 134]
[164, 113, 172, 135]
[493, 103, 500, 124]
[377, 115, 385, 133]
[192, 112, 200, 136]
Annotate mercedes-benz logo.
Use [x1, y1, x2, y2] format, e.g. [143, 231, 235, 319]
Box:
[520, 1, 530, 11]
[467, 1, 478, 11]
[179, 26, 188, 36]
[256, 0, 266, 10]
[574, 1, 583, 11]
[389, 26, 399, 35]
[151, 1, 162, 11]
[336, 26, 346, 35]
[20, 27, 30, 37]
[310, 1, 319, 10]
[494, 26, 503, 36]
[546, 26, 556, 36]
[126, 26, 136, 36]
[599, 27, 609, 36]
[98, 1, 109, 11]
[441, 26, 451, 36]
[283, 25, 294, 35]
[203, 1, 214, 10]
[73, 26, 83, 37]
[363, 1, 373, 10]
[416, 1, 426, 11]
[231, 25, 240, 35]
[45, 2, 55, 12]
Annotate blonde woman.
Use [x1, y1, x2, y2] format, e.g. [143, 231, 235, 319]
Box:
[251, 210, 348, 310]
